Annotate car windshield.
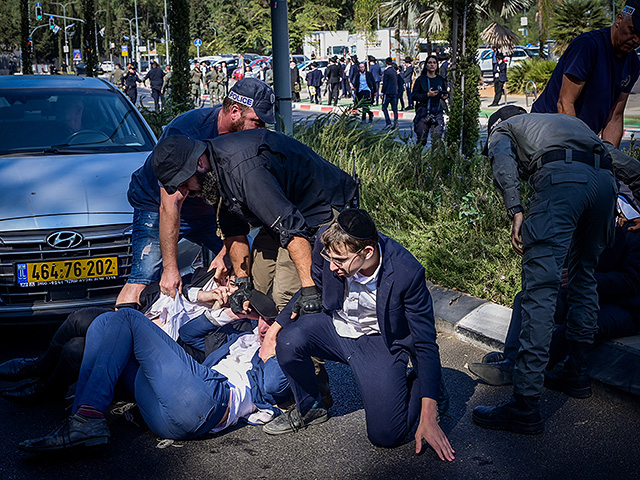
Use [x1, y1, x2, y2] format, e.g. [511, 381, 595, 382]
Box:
[0, 88, 155, 155]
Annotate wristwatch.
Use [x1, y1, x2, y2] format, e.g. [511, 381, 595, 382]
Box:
[507, 205, 524, 219]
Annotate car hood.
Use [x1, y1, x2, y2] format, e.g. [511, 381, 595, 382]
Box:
[0, 151, 150, 232]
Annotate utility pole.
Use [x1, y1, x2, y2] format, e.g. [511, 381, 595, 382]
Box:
[134, 0, 140, 68]
[52, 1, 78, 69]
[163, 0, 170, 64]
[270, 0, 292, 135]
[95, 9, 106, 61]
[119, 17, 141, 66]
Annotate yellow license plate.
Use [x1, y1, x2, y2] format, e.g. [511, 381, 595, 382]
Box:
[16, 257, 118, 286]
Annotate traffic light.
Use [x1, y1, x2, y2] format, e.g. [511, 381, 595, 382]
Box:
[35, 2, 42, 20]
[49, 16, 54, 29]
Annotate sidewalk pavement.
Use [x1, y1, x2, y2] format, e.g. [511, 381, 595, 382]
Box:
[428, 281, 640, 401]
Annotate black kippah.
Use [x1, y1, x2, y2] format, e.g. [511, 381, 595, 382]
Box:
[248, 290, 278, 320]
[336, 209, 377, 240]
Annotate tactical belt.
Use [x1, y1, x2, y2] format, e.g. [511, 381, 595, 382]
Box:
[539, 149, 612, 172]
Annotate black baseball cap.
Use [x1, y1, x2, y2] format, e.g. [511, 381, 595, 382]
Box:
[622, 0, 640, 32]
[482, 105, 527, 156]
[248, 290, 278, 320]
[227, 78, 275, 124]
[151, 135, 207, 195]
[336, 208, 377, 240]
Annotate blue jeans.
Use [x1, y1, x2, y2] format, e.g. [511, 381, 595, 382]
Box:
[276, 312, 421, 447]
[74, 309, 230, 440]
[128, 209, 223, 284]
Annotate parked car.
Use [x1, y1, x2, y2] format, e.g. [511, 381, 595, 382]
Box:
[0, 75, 181, 322]
[74, 62, 105, 76]
[477, 47, 532, 76]
[292, 54, 309, 65]
[100, 61, 114, 73]
[299, 60, 329, 81]
[232, 57, 271, 80]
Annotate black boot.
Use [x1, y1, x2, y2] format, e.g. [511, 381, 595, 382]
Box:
[468, 359, 514, 386]
[473, 394, 543, 434]
[544, 341, 592, 398]
[0, 358, 39, 381]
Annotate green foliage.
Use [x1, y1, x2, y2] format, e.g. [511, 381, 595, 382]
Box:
[293, 110, 521, 305]
[0, 0, 20, 51]
[508, 58, 556, 94]
[552, 0, 610, 52]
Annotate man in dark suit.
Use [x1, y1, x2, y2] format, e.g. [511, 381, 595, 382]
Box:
[402, 57, 415, 110]
[306, 62, 323, 104]
[369, 56, 382, 104]
[381, 57, 399, 129]
[262, 209, 454, 461]
[353, 62, 375, 123]
[325, 56, 342, 106]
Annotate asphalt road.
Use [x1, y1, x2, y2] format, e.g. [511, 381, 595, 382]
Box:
[1, 323, 639, 480]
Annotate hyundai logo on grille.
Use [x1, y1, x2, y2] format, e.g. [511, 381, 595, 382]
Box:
[46, 231, 84, 249]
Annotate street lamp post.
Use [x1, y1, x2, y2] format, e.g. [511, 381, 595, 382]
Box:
[134, 0, 140, 69]
[29, 23, 51, 66]
[163, 0, 170, 65]
[52, 1, 78, 69]
[119, 17, 141, 67]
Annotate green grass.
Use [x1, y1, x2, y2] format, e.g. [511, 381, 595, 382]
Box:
[293, 110, 522, 305]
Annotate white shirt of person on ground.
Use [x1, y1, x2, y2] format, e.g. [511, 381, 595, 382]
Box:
[332, 245, 382, 338]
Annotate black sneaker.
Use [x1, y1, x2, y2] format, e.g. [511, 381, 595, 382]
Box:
[18, 414, 110, 453]
[472, 395, 543, 434]
[263, 403, 328, 435]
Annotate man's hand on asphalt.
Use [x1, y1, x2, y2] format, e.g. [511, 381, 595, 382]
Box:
[291, 285, 322, 320]
[511, 212, 524, 256]
[160, 267, 182, 298]
[415, 398, 455, 462]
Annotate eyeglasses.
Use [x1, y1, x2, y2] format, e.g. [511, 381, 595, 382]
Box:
[320, 247, 364, 268]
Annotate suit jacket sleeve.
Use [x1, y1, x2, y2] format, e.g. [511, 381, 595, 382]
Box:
[404, 265, 442, 400]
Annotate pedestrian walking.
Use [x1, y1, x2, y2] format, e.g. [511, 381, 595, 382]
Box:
[144, 61, 165, 111]
[488, 53, 507, 107]
[412, 55, 448, 144]
[190, 61, 204, 108]
[381, 57, 398, 129]
[122, 63, 143, 106]
[402, 57, 415, 110]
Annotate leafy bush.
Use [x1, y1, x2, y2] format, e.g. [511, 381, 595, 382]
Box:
[294, 110, 522, 304]
[508, 58, 557, 95]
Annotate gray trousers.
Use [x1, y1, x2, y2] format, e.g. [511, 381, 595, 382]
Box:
[514, 161, 616, 397]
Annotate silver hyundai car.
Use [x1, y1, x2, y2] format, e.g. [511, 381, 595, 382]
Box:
[0, 75, 158, 321]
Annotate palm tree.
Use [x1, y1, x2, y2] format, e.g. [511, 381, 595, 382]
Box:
[552, 0, 609, 53]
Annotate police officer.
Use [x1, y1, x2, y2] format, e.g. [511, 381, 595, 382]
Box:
[531, 1, 640, 146]
[116, 79, 275, 308]
[473, 106, 640, 434]
[151, 129, 357, 321]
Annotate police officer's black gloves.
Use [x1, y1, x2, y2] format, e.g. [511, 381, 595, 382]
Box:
[229, 276, 253, 314]
[292, 286, 323, 318]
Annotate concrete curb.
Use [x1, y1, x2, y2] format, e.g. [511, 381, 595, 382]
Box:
[428, 282, 640, 402]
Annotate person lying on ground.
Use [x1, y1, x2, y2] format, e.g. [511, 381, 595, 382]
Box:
[16, 292, 290, 453]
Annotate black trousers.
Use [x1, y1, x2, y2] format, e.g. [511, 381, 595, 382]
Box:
[492, 80, 505, 105]
[328, 82, 340, 105]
